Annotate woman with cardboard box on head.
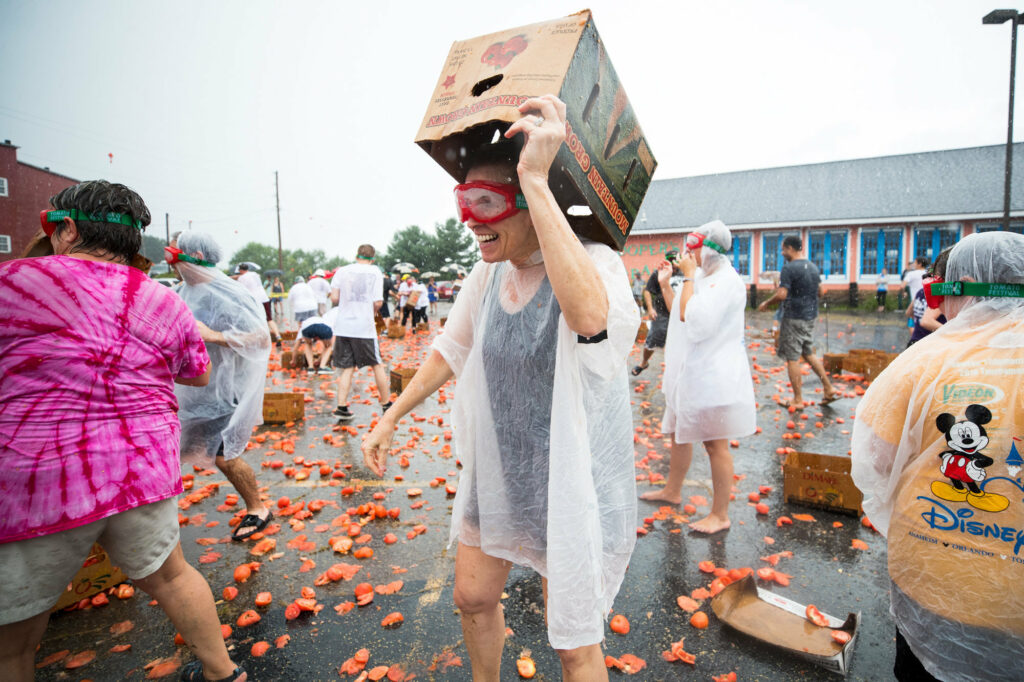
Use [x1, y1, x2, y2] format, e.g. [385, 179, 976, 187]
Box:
[363, 95, 639, 681]
[0, 181, 245, 682]
[640, 220, 757, 534]
[851, 231, 1024, 681]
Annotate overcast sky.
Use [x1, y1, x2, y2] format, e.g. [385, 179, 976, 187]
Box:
[1, 0, 1019, 263]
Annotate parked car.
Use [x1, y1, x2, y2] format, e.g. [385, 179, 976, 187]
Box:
[436, 280, 454, 300]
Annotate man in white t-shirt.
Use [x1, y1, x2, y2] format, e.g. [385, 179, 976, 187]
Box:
[329, 244, 391, 420]
[412, 279, 429, 326]
[234, 263, 281, 344]
[308, 269, 332, 315]
[287, 276, 318, 324]
[902, 257, 929, 323]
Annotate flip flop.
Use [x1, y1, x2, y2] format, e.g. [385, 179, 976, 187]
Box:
[776, 398, 793, 408]
[631, 364, 648, 376]
[231, 511, 270, 541]
[180, 660, 247, 682]
[819, 393, 840, 406]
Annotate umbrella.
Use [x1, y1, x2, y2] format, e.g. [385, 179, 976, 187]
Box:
[233, 261, 262, 274]
[440, 263, 468, 277]
[265, 269, 284, 278]
[420, 271, 441, 279]
[391, 262, 419, 275]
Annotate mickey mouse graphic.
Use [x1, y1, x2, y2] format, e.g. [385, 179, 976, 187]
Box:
[930, 404, 1009, 513]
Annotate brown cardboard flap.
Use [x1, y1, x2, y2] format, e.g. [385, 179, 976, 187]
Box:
[783, 451, 863, 516]
[263, 392, 305, 423]
[712, 576, 859, 675]
[53, 543, 128, 611]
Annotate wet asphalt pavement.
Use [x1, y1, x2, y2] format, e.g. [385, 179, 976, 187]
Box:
[34, 307, 913, 681]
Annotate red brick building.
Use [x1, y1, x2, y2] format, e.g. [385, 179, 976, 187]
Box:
[0, 140, 78, 262]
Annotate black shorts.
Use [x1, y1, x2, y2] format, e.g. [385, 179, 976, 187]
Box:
[261, 301, 272, 322]
[302, 323, 333, 341]
[333, 336, 382, 369]
[645, 316, 669, 349]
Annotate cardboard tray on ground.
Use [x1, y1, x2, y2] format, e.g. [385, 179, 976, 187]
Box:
[415, 10, 657, 250]
[390, 367, 417, 395]
[53, 543, 128, 611]
[387, 320, 406, 339]
[783, 451, 863, 516]
[711, 576, 859, 675]
[280, 330, 298, 341]
[263, 392, 305, 423]
[822, 353, 845, 374]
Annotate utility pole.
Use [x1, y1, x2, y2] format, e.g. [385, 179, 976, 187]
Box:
[275, 170, 283, 270]
[983, 9, 1023, 229]
[165, 213, 170, 244]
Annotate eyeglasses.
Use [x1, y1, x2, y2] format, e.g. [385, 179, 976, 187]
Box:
[39, 208, 143, 237]
[923, 276, 1024, 309]
[684, 232, 727, 254]
[454, 181, 528, 224]
[164, 246, 215, 268]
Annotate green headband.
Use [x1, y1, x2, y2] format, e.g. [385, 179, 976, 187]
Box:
[46, 208, 144, 231]
[928, 282, 1024, 298]
[704, 238, 727, 254]
[178, 252, 217, 268]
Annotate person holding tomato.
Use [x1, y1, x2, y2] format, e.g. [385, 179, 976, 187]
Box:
[362, 95, 639, 681]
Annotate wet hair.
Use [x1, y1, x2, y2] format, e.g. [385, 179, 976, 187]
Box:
[50, 180, 150, 265]
[466, 137, 521, 185]
[782, 235, 803, 251]
[357, 244, 375, 259]
[931, 246, 953, 280]
[237, 263, 250, 272]
[914, 256, 930, 269]
[177, 231, 224, 264]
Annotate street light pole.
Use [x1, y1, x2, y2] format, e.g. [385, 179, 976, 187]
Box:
[984, 9, 1023, 229]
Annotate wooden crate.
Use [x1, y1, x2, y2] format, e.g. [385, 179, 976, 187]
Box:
[263, 392, 305, 423]
[822, 353, 846, 373]
[390, 367, 417, 395]
[280, 330, 298, 341]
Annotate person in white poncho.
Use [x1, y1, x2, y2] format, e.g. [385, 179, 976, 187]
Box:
[851, 231, 1024, 682]
[171, 232, 273, 541]
[362, 95, 639, 681]
[640, 220, 756, 534]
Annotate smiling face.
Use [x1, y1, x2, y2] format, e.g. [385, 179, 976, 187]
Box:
[463, 164, 539, 267]
[947, 420, 989, 455]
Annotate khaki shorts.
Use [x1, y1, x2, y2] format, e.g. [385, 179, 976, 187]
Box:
[777, 317, 816, 362]
[0, 497, 180, 625]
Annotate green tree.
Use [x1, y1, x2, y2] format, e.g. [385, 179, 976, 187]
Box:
[140, 234, 167, 263]
[381, 218, 478, 274]
[229, 242, 350, 276]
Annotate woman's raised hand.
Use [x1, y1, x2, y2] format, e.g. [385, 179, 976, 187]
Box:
[504, 94, 567, 184]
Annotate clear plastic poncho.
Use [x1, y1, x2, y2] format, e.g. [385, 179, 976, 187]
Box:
[174, 262, 271, 463]
[433, 240, 640, 650]
[663, 221, 756, 442]
[851, 231, 1024, 682]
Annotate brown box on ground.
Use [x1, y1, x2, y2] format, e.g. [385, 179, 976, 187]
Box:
[375, 314, 386, 335]
[863, 353, 897, 382]
[263, 392, 305, 423]
[440, 317, 448, 327]
[387, 321, 406, 339]
[711, 576, 859, 675]
[822, 353, 845, 373]
[53, 543, 128, 611]
[390, 367, 417, 395]
[416, 322, 430, 333]
[280, 330, 298, 341]
[783, 451, 863, 516]
[415, 10, 657, 250]
[843, 349, 893, 376]
[280, 351, 295, 369]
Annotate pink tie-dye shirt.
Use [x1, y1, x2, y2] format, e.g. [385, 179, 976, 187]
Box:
[0, 255, 210, 544]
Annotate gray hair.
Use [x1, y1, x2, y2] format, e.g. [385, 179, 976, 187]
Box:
[177, 231, 224, 264]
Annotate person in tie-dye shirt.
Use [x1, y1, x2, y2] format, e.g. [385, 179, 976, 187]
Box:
[0, 181, 246, 682]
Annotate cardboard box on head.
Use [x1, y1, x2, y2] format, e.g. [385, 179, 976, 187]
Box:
[415, 10, 657, 250]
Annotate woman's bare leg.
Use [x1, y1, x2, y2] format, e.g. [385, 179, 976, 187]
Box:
[639, 440, 693, 504]
[689, 439, 733, 534]
[541, 578, 608, 681]
[453, 542, 512, 682]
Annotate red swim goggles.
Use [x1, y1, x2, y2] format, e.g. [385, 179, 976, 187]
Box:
[39, 208, 143, 237]
[684, 232, 727, 254]
[164, 246, 216, 268]
[454, 181, 528, 224]
[923, 276, 1024, 308]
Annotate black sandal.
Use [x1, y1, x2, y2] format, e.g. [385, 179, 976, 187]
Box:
[631, 364, 648, 376]
[231, 511, 270, 541]
[180, 660, 247, 682]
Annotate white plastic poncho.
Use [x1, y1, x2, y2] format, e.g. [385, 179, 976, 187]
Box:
[174, 262, 271, 463]
[663, 221, 756, 443]
[433, 240, 640, 650]
[851, 231, 1024, 682]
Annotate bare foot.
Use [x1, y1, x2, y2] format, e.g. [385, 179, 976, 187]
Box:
[688, 514, 731, 535]
[640, 489, 682, 505]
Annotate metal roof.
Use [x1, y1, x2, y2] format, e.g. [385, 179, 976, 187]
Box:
[632, 143, 1024, 233]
